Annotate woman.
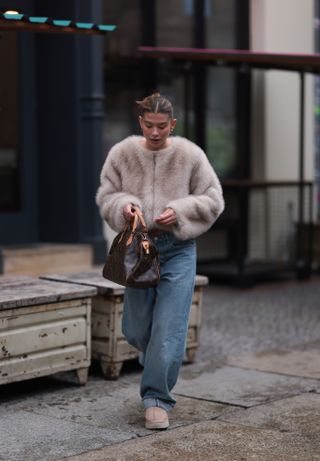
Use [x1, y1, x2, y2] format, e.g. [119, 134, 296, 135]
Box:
[96, 93, 224, 430]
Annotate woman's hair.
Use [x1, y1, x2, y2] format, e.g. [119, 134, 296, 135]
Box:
[136, 92, 173, 118]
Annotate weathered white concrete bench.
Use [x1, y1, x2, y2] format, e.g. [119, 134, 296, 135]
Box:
[43, 271, 208, 380]
[0, 276, 96, 386]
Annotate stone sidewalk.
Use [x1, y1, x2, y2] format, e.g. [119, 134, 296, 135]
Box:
[1, 276, 320, 461]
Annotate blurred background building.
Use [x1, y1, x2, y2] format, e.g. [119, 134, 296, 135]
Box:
[0, 0, 319, 282]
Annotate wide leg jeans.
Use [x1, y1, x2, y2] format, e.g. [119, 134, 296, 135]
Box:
[122, 233, 196, 411]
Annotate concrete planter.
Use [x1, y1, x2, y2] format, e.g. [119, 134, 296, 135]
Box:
[0, 276, 96, 385]
[43, 271, 208, 379]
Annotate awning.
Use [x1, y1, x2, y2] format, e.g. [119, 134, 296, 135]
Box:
[138, 46, 320, 74]
[0, 12, 116, 35]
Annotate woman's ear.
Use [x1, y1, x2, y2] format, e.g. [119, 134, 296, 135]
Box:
[171, 118, 177, 132]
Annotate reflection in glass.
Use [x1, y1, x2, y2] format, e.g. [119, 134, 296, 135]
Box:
[206, 68, 236, 178]
[206, 0, 236, 49]
[157, 0, 194, 47]
[103, 1, 142, 156]
[157, 61, 195, 141]
[204, 1, 237, 177]
[104, 0, 141, 57]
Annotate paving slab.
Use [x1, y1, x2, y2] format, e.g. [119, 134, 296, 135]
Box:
[4, 376, 230, 434]
[227, 344, 320, 379]
[0, 408, 134, 461]
[174, 366, 320, 407]
[0, 373, 233, 460]
[60, 419, 320, 461]
[1, 277, 320, 461]
[219, 392, 320, 436]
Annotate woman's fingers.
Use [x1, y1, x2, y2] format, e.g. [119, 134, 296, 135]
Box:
[154, 208, 176, 225]
[123, 203, 136, 221]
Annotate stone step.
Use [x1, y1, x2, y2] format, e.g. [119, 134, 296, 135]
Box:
[1, 244, 93, 276]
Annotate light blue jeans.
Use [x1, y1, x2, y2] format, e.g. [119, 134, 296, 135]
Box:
[122, 232, 196, 412]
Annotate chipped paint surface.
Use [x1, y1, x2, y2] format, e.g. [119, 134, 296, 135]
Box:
[91, 285, 203, 379]
[0, 277, 92, 385]
[0, 276, 96, 310]
[43, 271, 207, 379]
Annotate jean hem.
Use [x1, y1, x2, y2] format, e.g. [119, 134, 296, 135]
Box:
[142, 398, 174, 412]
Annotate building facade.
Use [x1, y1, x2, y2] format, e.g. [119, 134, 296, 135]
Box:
[0, 0, 107, 266]
[0, 0, 317, 275]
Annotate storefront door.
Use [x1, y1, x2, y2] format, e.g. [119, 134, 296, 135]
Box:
[0, 24, 38, 244]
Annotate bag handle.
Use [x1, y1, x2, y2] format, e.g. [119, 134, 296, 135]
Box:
[125, 206, 148, 246]
[132, 206, 148, 233]
[131, 207, 151, 254]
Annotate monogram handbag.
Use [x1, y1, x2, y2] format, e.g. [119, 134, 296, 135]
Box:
[103, 208, 160, 288]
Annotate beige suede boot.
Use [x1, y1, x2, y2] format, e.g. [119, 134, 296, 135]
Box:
[145, 407, 169, 430]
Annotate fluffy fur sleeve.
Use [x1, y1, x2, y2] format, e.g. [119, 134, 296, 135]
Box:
[167, 148, 224, 240]
[96, 145, 142, 232]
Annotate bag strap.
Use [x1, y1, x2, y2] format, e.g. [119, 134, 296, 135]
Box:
[133, 207, 148, 233]
[131, 207, 151, 254]
[125, 207, 148, 246]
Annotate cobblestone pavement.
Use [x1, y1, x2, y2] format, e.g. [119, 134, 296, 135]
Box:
[0, 275, 319, 461]
[194, 274, 320, 364]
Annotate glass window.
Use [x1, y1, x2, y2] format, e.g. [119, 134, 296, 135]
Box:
[157, 61, 195, 140]
[206, 68, 236, 178]
[204, 1, 237, 177]
[157, 0, 194, 47]
[104, 1, 141, 57]
[0, 32, 20, 212]
[103, 1, 143, 155]
[205, 0, 236, 49]
[103, 61, 144, 154]
[102, 0, 238, 179]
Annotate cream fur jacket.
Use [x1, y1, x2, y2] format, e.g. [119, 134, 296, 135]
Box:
[96, 135, 224, 240]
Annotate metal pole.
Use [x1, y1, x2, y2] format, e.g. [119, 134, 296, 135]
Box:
[299, 71, 305, 189]
[308, 183, 314, 270]
[183, 63, 191, 137]
[193, 0, 206, 150]
[297, 71, 306, 276]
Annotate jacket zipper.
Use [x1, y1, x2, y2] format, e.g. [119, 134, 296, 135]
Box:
[152, 153, 156, 220]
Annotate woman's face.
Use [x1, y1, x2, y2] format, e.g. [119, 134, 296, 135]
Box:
[139, 112, 177, 150]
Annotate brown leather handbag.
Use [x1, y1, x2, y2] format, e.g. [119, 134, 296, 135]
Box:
[103, 208, 160, 288]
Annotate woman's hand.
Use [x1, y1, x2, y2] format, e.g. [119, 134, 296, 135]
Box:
[154, 208, 177, 226]
[123, 203, 137, 222]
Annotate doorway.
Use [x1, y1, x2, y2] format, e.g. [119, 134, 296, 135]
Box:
[0, 21, 38, 243]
